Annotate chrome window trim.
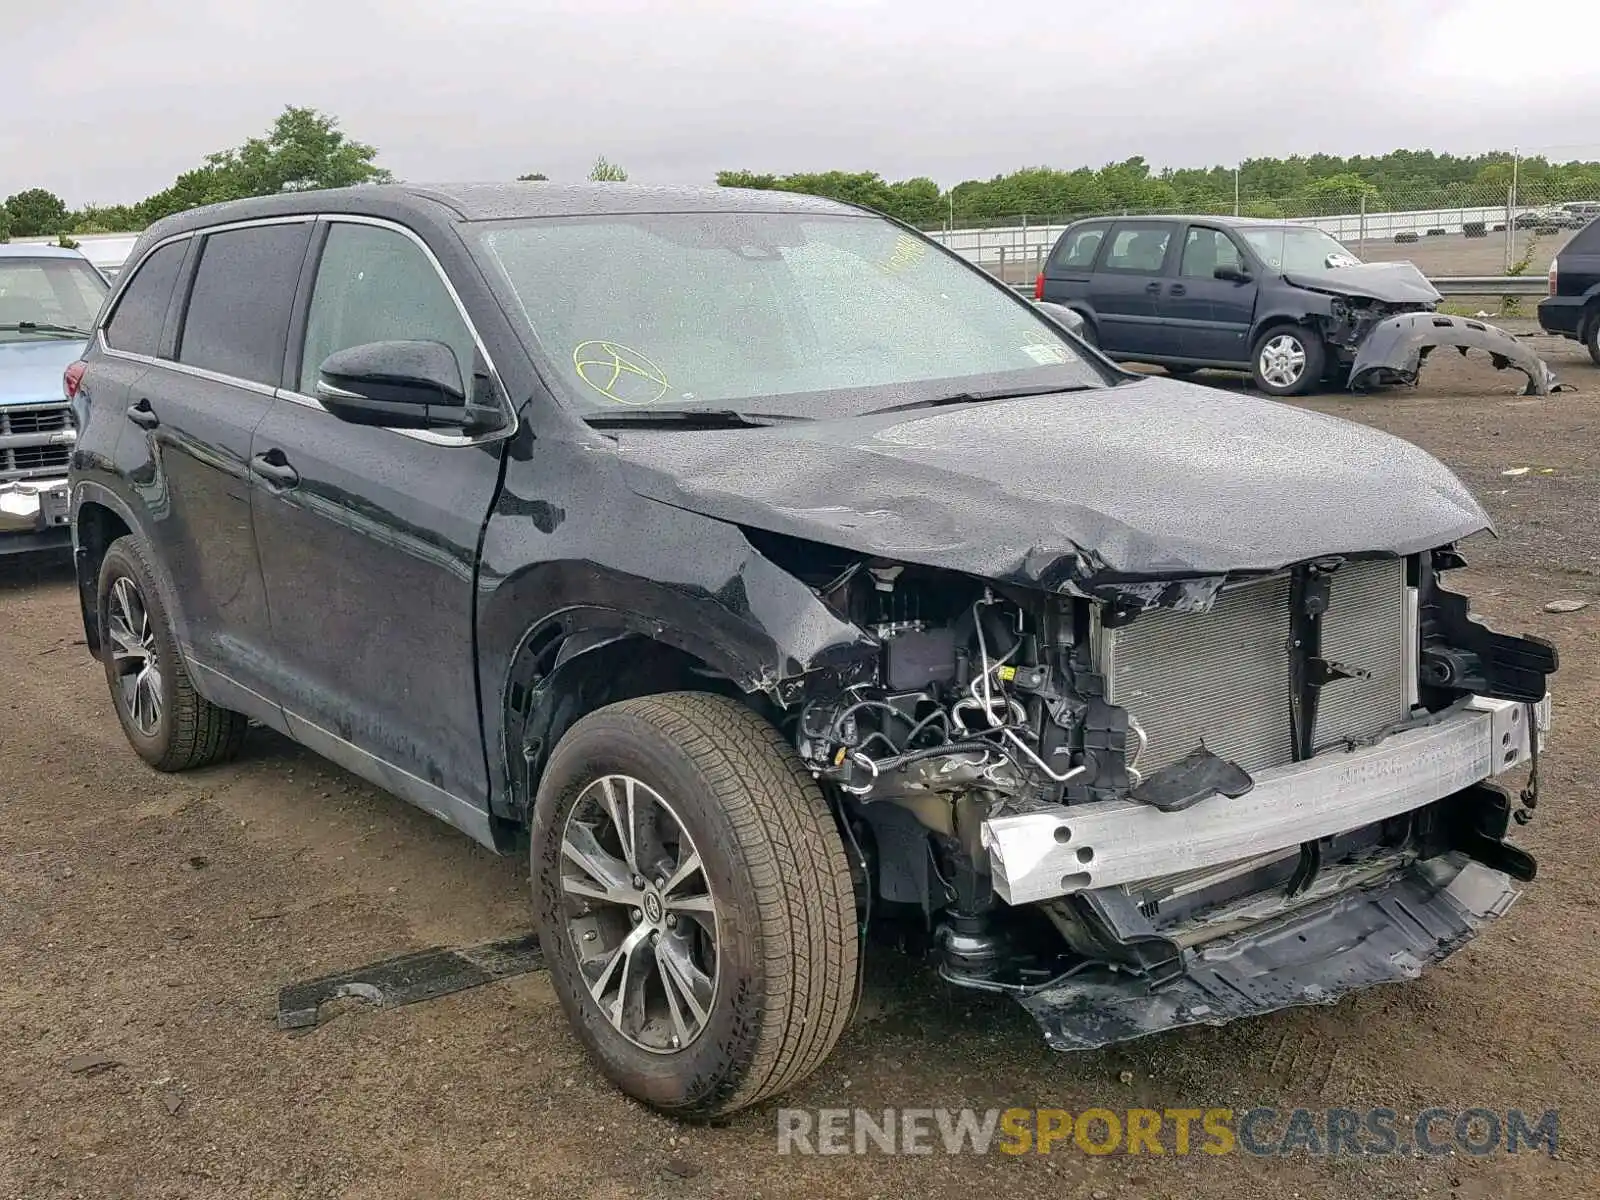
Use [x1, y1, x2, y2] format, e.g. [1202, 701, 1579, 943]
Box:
[94, 212, 518, 449]
[99, 338, 278, 397]
[272, 386, 494, 447]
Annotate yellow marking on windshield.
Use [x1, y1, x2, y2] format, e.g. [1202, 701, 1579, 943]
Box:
[572, 340, 670, 405]
[882, 233, 926, 273]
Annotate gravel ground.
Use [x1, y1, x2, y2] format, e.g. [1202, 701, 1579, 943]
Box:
[1, 326, 1597, 1200]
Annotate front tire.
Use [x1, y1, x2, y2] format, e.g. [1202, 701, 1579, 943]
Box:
[531, 692, 859, 1118]
[1585, 308, 1600, 367]
[1251, 325, 1325, 396]
[96, 535, 248, 771]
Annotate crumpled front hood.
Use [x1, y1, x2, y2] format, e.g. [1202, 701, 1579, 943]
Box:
[614, 376, 1489, 604]
[0, 339, 84, 407]
[1282, 260, 1442, 305]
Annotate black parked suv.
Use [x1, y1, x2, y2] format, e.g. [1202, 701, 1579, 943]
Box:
[1036, 215, 1441, 394]
[1537, 216, 1600, 364]
[69, 185, 1554, 1118]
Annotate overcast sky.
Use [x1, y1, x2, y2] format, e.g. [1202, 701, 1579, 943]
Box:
[10, 0, 1600, 208]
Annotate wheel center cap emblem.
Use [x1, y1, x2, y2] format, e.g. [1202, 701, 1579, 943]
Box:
[643, 891, 664, 924]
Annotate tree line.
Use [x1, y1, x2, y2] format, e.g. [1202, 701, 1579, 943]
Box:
[1, 107, 390, 241]
[6, 107, 1600, 242]
[718, 151, 1600, 227]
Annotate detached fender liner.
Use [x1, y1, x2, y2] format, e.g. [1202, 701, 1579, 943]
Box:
[1018, 854, 1517, 1051]
[1349, 313, 1564, 396]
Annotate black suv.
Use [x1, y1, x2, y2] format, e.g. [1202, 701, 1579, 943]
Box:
[1036, 215, 1441, 394]
[68, 185, 1554, 1118]
[1538, 216, 1600, 364]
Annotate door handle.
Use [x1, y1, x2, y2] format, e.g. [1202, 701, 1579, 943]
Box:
[250, 449, 300, 489]
[126, 399, 159, 430]
[1169, 284, 1187, 296]
[1144, 281, 1162, 294]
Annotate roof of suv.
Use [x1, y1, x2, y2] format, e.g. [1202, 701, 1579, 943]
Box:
[138, 182, 859, 243]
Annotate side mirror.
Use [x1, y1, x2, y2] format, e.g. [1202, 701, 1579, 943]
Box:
[1213, 264, 1251, 283]
[1033, 300, 1086, 339]
[315, 340, 500, 432]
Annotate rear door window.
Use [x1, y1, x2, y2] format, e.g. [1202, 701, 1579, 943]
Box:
[177, 222, 313, 387]
[103, 240, 188, 356]
[1051, 223, 1108, 270]
[1100, 222, 1176, 274]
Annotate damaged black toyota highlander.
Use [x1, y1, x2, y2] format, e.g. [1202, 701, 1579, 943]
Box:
[68, 184, 1556, 1120]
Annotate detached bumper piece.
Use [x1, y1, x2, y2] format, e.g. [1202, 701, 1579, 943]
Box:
[1018, 854, 1517, 1051]
[1349, 313, 1566, 396]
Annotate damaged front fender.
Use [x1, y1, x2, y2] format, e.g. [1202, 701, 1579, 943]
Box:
[1350, 313, 1566, 396]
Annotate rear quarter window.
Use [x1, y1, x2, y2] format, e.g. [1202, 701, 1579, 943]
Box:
[1050, 224, 1108, 270]
[1567, 218, 1600, 255]
[103, 240, 188, 356]
[177, 222, 313, 387]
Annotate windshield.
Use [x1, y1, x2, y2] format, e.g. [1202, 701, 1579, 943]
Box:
[471, 212, 1106, 416]
[1238, 226, 1361, 273]
[0, 256, 108, 343]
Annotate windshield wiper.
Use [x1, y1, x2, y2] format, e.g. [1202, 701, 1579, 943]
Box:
[863, 382, 1096, 417]
[0, 321, 92, 338]
[583, 407, 809, 430]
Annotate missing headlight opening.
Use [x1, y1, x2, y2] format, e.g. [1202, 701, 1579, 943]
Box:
[784, 540, 1556, 1030]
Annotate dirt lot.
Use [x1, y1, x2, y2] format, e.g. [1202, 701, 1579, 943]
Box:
[2, 327, 1598, 1200]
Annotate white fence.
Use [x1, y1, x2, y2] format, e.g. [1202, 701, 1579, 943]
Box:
[926, 203, 1552, 270]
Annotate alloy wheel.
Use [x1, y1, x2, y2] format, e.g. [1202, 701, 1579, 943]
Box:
[108, 576, 163, 737]
[1258, 334, 1308, 389]
[557, 774, 720, 1054]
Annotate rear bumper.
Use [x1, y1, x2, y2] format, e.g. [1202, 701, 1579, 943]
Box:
[982, 695, 1546, 905]
[1537, 294, 1586, 339]
[1018, 853, 1517, 1050]
[0, 477, 72, 554]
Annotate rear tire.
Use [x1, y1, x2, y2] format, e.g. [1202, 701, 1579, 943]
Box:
[96, 535, 248, 771]
[531, 691, 858, 1118]
[1251, 325, 1325, 396]
[1585, 308, 1600, 367]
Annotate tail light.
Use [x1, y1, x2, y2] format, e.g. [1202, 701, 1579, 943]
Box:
[1033, 272, 1045, 300]
[63, 361, 86, 399]
[1548, 258, 1559, 296]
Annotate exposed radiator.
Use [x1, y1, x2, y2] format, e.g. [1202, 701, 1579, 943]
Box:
[1100, 559, 1410, 777]
[1313, 558, 1409, 750]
